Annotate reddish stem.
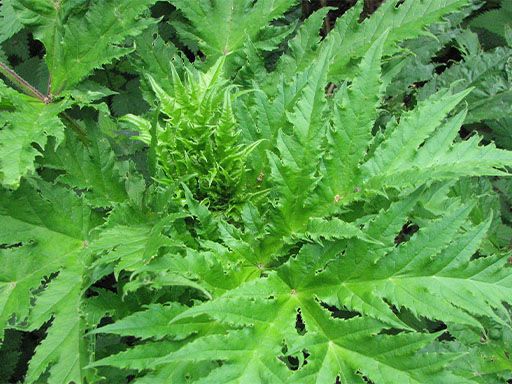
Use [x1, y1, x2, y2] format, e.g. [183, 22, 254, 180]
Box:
[0, 61, 49, 103]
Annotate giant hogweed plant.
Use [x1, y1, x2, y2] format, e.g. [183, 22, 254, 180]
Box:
[1, 0, 512, 383]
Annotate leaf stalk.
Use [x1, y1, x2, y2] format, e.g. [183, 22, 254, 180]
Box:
[0, 61, 50, 103]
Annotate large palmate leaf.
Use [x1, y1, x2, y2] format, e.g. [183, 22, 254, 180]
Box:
[243, 32, 512, 258]
[92, 192, 511, 383]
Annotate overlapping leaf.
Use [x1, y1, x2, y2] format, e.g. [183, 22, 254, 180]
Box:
[14, 0, 158, 93]
[169, 0, 296, 63]
[0, 179, 99, 383]
[0, 81, 68, 188]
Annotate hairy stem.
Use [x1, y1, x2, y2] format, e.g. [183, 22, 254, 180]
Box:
[0, 61, 50, 103]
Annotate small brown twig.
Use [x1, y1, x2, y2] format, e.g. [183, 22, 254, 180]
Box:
[326, 82, 337, 97]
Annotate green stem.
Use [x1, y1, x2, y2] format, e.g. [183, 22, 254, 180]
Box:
[0, 61, 50, 103]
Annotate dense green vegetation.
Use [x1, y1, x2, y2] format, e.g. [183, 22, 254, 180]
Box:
[0, 0, 511, 383]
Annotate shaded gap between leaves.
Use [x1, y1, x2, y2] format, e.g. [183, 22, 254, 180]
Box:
[320, 301, 361, 319]
[394, 221, 419, 246]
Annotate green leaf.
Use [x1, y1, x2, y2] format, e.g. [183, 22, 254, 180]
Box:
[0, 0, 24, 43]
[364, 109, 512, 190]
[322, 33, 386, 201]
[146, 196, 508, 383]
[89, 341, 179, 371]
[420, 46, 512, 123]
[268, 47, 331, 232]
[169, 0, 296, 63]
[0, 179, 99, 383]
[44, 127, 140, 208]
[89, 220, 177, 280]
[24, 270, 88, 384]
[156, 267, 452, 383]
[470, 0, 512, 39]
[133, 28, 181, 96]
[89, 304, 186, 340]
[363, 89, 471, 178]
[0, 80, 68, 188]
[326, 0, 470, 80]
[275, 7, 331, 79]
[14, 0, 158, 93]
